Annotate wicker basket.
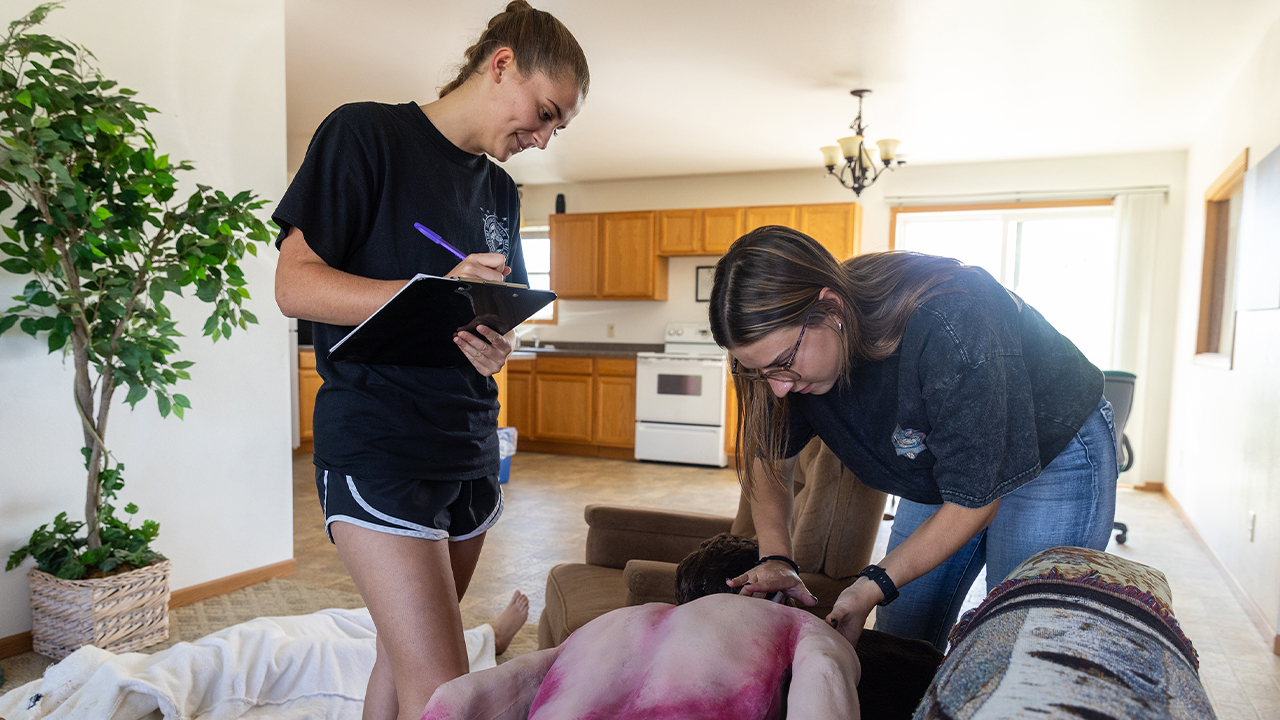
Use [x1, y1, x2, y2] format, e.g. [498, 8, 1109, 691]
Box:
[28, 558, 171, 660]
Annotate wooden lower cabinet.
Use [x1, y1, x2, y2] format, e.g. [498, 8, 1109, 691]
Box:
[298, 350, 322, 444]
[535, 373, 594, 442]
[504, 354, 637, 458]
[594, 375, 636, 446]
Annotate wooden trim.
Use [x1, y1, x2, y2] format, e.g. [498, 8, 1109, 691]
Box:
[1195, 149, 1249, 357]
[1162, 488, 1279, 655]
[1206, 149, 1249, 201]
[889, 198, 1115, 251]
[519, 438, 634, 459]
[0, 630, 32, 659]
[169, 558, 297, 609]
[0, 559, 297, 659]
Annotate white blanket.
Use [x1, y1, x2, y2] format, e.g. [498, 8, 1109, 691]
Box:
[0, 608, 496, 720]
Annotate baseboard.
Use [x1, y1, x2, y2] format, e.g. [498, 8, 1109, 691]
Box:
[519, 439, 634, 460]
[0, 559, 297, 659]
[1162, 488, 1279, 656]
[0, 630, 32, 659]
[170, 558, 297, 609]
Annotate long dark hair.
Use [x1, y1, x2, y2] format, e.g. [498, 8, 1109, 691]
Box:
[439, 1, 590, 100]
[709, 226, 974, 493]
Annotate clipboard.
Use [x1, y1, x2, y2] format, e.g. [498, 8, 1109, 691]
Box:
[327, 274, 556, 367]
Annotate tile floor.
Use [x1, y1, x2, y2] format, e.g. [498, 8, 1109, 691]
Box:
[291, 451, 1280, 718]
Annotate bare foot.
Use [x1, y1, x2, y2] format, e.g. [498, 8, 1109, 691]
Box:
[493, 590, 529, 655]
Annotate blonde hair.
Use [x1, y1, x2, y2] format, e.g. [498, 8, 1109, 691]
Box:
[708, 226, 974, 494]
[439, 1, 590, 99]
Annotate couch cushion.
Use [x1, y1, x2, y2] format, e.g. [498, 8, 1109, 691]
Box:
[539, 563, 628, 649]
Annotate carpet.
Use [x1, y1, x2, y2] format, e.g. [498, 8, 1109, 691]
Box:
[0, 578, 539, 695]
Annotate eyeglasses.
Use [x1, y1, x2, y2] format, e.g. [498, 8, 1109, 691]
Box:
[730, 314, 811, 383]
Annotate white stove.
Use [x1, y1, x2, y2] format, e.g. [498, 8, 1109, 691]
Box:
[634, 323, 728, 467]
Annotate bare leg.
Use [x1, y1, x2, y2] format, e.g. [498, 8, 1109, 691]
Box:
[363, 634, 398, 720]
[448, 532, 486, 599]
[332, 521, 470, 720]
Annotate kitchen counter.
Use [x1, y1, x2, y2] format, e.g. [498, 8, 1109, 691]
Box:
[510, 341, 664, 358]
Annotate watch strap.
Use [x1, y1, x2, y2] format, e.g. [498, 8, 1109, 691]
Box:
[858, 564, 899, 606]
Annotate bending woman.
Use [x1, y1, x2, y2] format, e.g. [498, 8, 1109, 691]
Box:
[272, 3, 588, 718]
[712, 226, 1117, 651]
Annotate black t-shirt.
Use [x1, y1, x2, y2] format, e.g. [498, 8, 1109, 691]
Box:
[784, 267, 1103, 508]
[273, 102, 527, 480]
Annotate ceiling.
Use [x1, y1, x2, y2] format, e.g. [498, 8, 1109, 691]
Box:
[285, 0, 1280, 185]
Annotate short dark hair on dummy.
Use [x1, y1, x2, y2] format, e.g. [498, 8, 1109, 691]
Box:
[675, 533, 760, 605]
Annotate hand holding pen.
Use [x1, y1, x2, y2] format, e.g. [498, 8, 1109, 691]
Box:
[415, 222, 510, 284]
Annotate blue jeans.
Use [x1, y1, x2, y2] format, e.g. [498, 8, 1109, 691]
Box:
[874, 398, 1118, 650]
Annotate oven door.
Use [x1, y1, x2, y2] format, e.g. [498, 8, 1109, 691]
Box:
[634, 355, 725, 426]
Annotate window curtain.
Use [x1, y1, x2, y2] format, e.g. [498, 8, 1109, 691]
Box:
[1109, 191, 1166, 487]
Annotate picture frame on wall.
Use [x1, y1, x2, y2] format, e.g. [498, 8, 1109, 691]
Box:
[695, 266, 715, 302]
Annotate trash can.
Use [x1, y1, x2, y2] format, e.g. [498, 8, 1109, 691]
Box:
[497, 426, 517, 484]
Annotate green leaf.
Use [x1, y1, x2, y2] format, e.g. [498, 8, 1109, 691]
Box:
[156, 393, 170, 418]
[0, 315, 18, 334]
[16, 89, 31, 107]
[173, 394, 191, 408]
[171, 360, 194, 369]
[95, 117, 118, 135]
[1, 258, 32, 274]
[124, 384, 147, 406]
[47, 330, 66, 352]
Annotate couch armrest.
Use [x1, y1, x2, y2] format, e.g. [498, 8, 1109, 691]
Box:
[584, 505, 733, 569]
[623, 559, 679, 606]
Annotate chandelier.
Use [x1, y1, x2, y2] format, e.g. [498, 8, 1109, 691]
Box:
[820, 89, 903, 196]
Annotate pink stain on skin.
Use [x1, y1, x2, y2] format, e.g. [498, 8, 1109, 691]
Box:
[529, 597, 810, 720]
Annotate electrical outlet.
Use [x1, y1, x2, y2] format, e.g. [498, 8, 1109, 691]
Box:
[606, 323, 615, 338]
[1248, 511, 1257, 542]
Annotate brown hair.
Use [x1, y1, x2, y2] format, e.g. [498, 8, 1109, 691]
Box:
[708, 226, 974, 493]
[439, 1, 590, 100]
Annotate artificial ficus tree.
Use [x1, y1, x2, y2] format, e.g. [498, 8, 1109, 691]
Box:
[1, 3, 273, 579]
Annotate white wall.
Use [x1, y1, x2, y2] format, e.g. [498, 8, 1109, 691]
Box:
[518, 150, 1187, 490]
[0, 0, 290, 640]
[1165, 13, 1280, 641]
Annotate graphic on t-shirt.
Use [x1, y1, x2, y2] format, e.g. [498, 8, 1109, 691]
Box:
[892, 425, 927, 459]
[482, 208, 510, 260]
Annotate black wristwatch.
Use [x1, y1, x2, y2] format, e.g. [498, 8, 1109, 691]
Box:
[858, 564, 899, 606]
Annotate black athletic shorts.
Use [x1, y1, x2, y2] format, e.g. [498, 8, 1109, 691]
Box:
[315, 467, 504, 543]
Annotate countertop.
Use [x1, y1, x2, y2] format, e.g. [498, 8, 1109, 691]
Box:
[509, 341, 664, 359]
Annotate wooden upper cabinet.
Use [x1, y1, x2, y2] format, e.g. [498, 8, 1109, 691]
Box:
[799, 202, 862, 260]
[600, 211, 667, 299]
[702, 207, 746, 254]
[658, 209, 701, 255]
[549, 213, 599, 299]
[745, 205, 798, 232]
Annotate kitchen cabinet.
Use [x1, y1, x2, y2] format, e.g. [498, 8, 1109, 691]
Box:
[298, 349, 322, 445]
[799, 202, 861, 259]
[745, 204, 798, 232]
[655, 203, 859, 259]
[502, 353, 637, 458]
[702, 207, 745, 254]
[503, 356, 535, 438]
[549, 213, 599, 299]
[594, 358, 637, 447]
[657, 209, 700, 255]
[549, 212, 667, 300]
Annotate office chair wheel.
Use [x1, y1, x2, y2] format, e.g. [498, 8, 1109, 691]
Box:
[1113, 521, 1128, 545]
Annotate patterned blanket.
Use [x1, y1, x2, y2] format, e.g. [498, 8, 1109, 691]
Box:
[914, 546, 1215, 719]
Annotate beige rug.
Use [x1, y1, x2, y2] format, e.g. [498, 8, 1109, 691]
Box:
[0, 578, 539, 695]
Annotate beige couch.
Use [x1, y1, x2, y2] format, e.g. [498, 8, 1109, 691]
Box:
[538, 438, 888, 648]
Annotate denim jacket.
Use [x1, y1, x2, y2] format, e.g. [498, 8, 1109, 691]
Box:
[785, 267, 1103, 508]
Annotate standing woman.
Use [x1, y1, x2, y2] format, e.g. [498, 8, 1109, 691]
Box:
[713, 226, 1117, 652]
[272, 4, 588, 718]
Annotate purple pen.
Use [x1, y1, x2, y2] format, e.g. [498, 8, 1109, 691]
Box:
[414, 222, 467, 261]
